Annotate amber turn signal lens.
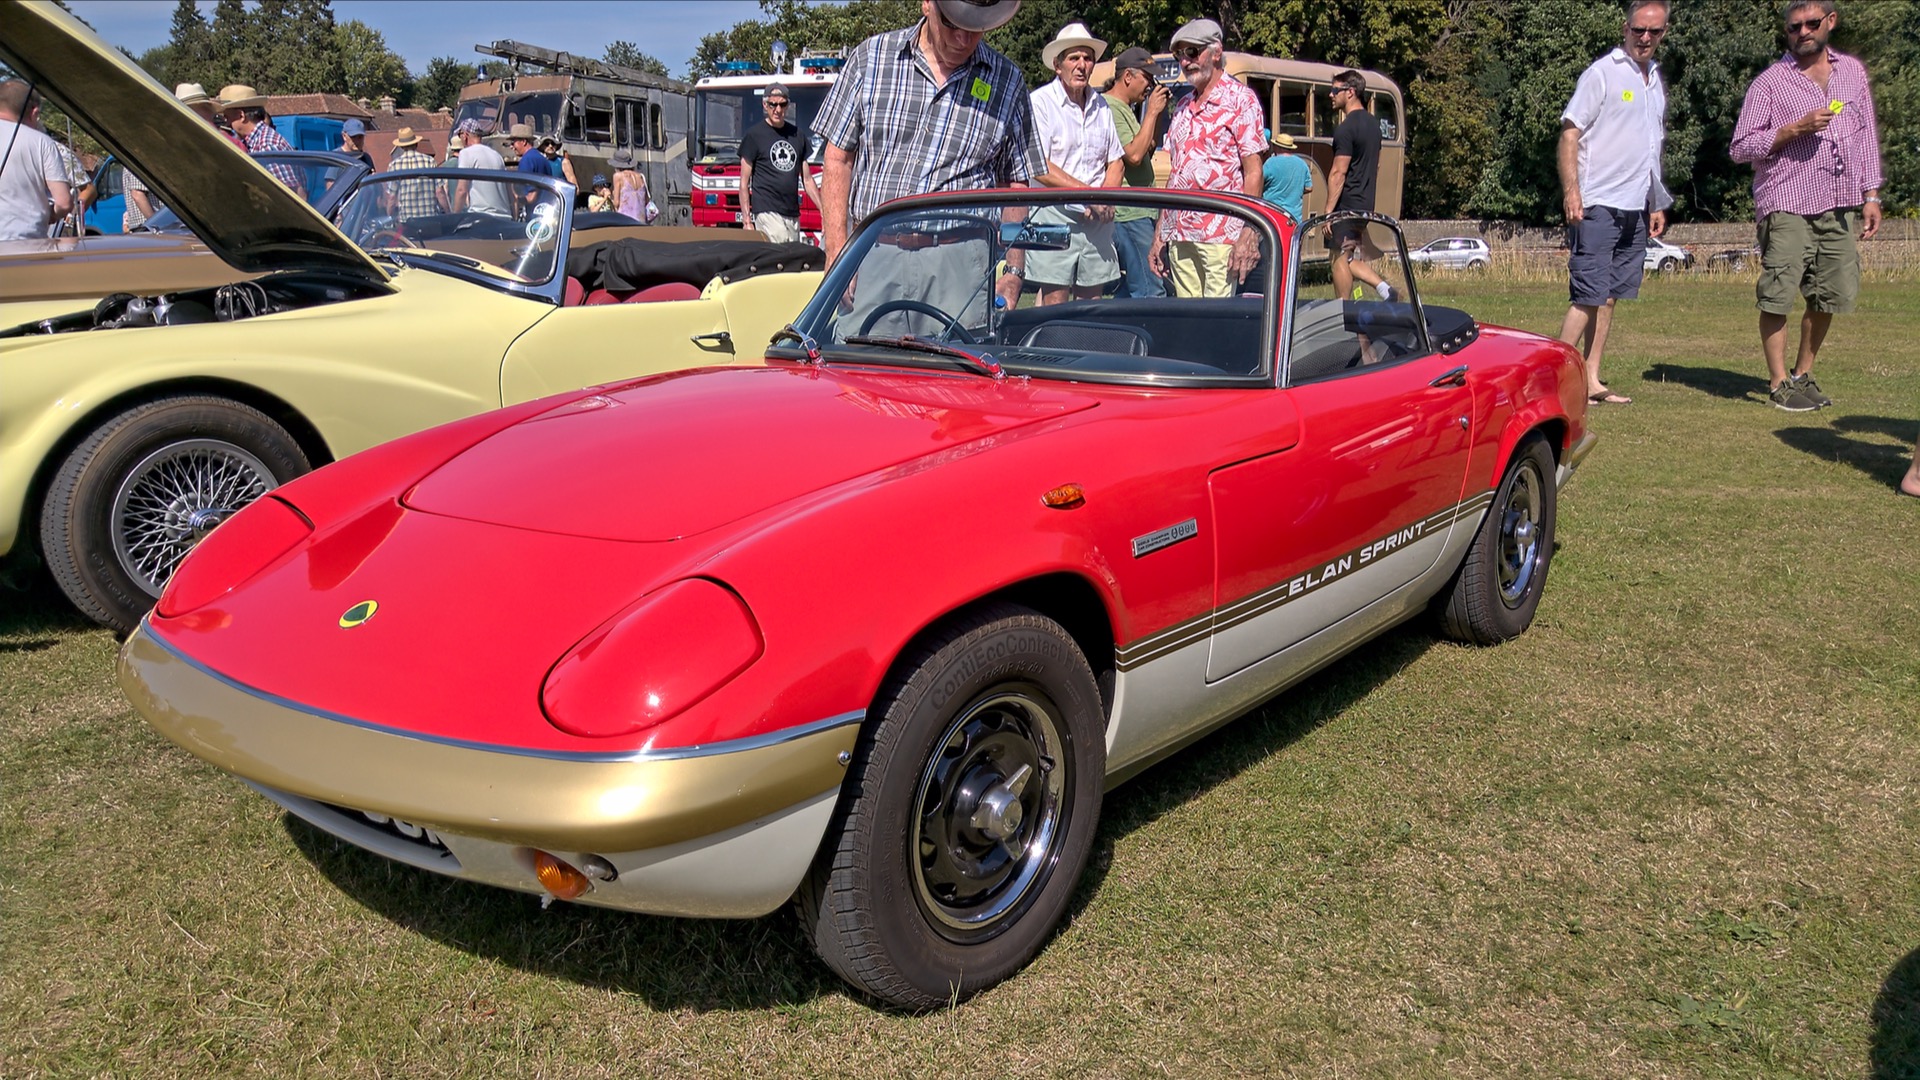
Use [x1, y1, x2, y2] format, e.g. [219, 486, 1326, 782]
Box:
[532, 851, 592, 900]
[1042, 483, 1086, 509]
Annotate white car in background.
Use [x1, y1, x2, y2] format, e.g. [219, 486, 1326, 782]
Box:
[1644, 237, 1695, 273]
[1406, 237, 1491, 271]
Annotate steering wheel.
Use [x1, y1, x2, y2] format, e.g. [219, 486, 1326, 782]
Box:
[359, 223, 419, 248]
[856, 299, 977, 344]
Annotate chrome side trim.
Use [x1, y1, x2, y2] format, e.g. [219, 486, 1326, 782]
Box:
[140, 624, 864, 763]
[1557, 431, 1599, 490]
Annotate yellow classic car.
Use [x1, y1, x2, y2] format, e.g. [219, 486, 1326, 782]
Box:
[0, 1, 823, 632]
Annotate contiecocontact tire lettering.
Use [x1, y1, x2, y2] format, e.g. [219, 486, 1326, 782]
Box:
[799, 604, 1104, 1009]
[39, 396, 311, 632]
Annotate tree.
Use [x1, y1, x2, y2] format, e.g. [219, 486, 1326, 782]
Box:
[604, 41, 670, 79]
[413, 56, 476, 112]
[208, 0, 250, 89]
[166, 0, 212, 85]
[337, 19, 412, 105]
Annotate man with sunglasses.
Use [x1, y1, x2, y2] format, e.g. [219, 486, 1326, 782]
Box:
[1323, 70, 1395, 305]
[1556, 0, 1674, 408]
[1731, 0, 1882, 412]
[739, 83, 823, 245]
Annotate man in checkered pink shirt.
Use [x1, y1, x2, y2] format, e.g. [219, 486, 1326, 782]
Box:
[1730, 0, 1883, 412]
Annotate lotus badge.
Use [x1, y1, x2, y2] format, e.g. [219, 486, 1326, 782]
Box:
[339, 600, 379, 628]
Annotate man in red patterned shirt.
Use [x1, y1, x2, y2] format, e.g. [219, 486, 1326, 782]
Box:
[1148, 18, 1264, 298]
[1730, 0, 1883, 412]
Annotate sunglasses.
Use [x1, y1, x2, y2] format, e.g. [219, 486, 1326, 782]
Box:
[1628, 25, 1667, 38]
[765, 99, 789, 107]
[1173, 44, 1205, 61]
[1786, 15, 1828, 32]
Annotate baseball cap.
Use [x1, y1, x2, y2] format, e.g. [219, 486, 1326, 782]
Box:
[1111, 46, 1156, 76]
[341, 119, 366, 137]
[763, 82, 791, 101]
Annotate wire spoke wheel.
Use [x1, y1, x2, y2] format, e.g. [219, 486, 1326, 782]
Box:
[111, 439, 275, 595]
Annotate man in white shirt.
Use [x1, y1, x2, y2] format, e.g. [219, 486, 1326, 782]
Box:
[0, 80, 73, 241]
[1028, 22, 1125, 306]
[1557, 0, 1673, 406]
[450, 119, 512, 217]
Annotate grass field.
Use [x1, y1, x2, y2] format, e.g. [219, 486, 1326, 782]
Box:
[3, 276, 1916, 1078]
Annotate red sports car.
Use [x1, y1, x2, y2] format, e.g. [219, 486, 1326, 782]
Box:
[122, 189, 1594, 1009]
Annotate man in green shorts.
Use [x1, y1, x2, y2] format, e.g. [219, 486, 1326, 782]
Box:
[1729, 0, 1883, 411]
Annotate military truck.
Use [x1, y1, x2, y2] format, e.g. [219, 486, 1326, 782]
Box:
[454, 40, 694, 224]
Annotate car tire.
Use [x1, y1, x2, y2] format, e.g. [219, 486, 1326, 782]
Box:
[39, 396, 311, 633]
[1658, 257, 1677, 273]
[799, 604, 1105, 1009]
[1467, 258, 1488, 270]
[1438, 434, 1556, 645]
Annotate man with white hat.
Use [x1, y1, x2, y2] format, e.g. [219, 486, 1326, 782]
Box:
[175, 82, 245, 149]
[1027, 21, 1125, 305]
[1147, 18, 1265, 298]
[813, 0, 1044, 331]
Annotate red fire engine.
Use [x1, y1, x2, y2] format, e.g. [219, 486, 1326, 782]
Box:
[690, 47, 845, 237]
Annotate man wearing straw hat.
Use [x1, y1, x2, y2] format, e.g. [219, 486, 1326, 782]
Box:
[384, 126, 445, 218]
[175, 82, 244, 149]
[1028, 21, 1124, 305]
[218, 84, 300, 190]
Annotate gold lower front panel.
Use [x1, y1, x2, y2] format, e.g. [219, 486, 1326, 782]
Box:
[120, 625, 857, 853]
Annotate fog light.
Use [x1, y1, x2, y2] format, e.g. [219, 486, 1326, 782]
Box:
[532, 851, 591, 900]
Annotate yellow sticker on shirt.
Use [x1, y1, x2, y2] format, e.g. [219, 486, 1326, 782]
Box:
[971, 77, 992, 103]
[1622, 89, 1634, 102]
[1829, 99, 1843, 113]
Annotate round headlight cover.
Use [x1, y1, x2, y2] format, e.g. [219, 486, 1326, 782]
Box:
[541, 578, 764, 739]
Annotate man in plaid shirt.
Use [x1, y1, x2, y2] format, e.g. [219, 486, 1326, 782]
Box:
[383, 126, 444, 220]
[814, 0, 1043, 331]
[218, 86, 302, 193]
[1730, 0, 1883, 412]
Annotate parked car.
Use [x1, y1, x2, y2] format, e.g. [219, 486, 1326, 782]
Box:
[1644, 236, 1694, 273]
[122, 188, 1596, 1009]
[1707, 246, 1760, 272]
[1406, 236, 1491, 270]
[0, 2, 822, 632]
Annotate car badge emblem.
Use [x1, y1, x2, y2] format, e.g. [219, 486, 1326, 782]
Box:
[339, 600, 379, 628]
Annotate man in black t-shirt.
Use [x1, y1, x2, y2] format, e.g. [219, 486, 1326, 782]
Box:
[738, 83, 823, 245]
[1322, 69, 1395, 302]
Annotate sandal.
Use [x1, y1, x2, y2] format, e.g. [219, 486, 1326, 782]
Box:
[1587, 390, 1633, 405]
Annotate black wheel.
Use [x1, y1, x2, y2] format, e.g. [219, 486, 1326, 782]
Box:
[1658, 257, 1678, 274]
[39, 396, 311, 632]
[799, 604, 1104, 1009]
[856, 298, 977, 343]
[1438, 434, 1556, 645]
[1467, 257, 1488, 271]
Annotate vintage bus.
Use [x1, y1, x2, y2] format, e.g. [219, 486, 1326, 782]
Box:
[1092, 52, 1405, 221]
[454, 41, 694, 225]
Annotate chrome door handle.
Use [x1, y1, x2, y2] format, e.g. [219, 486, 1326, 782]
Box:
[1429, 365, 1468, 388]
[690, 331, 732, 349]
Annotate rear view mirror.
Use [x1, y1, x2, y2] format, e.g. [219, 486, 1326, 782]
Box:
[1000, 221, 1071, 251]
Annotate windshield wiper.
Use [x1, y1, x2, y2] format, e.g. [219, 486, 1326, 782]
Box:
[770, 324, 821, 362]
[842, 334, 1003, 378]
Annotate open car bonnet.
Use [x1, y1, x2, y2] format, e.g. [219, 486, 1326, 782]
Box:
[0, 0, 384, 283]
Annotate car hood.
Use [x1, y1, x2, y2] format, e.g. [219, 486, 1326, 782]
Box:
[0, 1, 383, 283]
[0, 233, 256, 304]
[405, 365, 1100, 542]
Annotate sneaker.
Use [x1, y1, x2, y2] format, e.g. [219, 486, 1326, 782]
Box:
[1376, 281, 1397, 302]
[1790, 372, 1832, 408]
[1769, 380, 1819, 412]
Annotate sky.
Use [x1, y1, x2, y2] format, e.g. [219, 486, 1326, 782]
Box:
[65, 0, 771, 81]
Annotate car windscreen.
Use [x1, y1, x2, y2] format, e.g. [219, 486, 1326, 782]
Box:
[786, 193, 1283, 386]
[336, 171, 569, 288]
[694, 84, 832, 163]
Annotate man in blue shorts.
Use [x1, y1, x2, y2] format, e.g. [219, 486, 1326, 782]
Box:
[1556, 0, 1673, 406]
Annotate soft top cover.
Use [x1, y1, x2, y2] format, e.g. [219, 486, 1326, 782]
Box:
[566, 239, 823, 294]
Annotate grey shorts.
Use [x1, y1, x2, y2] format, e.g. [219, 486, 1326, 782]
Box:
[1023, 205, 1119, 289]
[1567, 206, 1647, 306]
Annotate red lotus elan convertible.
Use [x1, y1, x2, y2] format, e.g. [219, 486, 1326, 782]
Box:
[122, 188, 1594, 1009]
